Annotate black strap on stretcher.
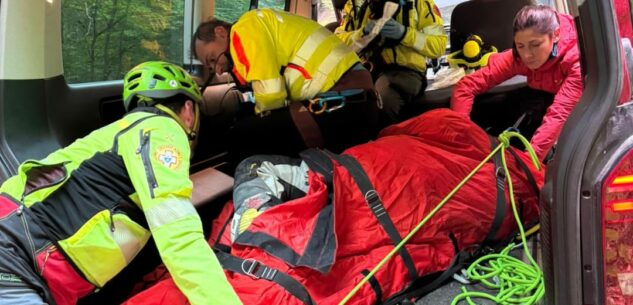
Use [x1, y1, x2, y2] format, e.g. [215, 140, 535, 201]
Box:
[215, 250, 315, 305]
[484, 138, 507, 245]
[300, 149, 419, 282]
[385, 137, 545, 304]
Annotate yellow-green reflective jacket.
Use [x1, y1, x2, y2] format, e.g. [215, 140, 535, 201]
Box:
[230, 8, 360, 114]
[0, 109, 241, 305]
[335, 0, 448, 73]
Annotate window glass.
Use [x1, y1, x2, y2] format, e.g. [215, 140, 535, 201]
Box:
[317, 0, 337, 25]
[259, 0, 285, 11]
[62, 0, 185, 84]
[434, 0, 468, 27]
[215, 0, 251, 22]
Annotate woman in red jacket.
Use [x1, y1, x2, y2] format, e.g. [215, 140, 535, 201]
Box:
[451, 5, 630, 161]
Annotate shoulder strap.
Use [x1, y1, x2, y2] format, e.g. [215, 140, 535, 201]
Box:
[483, 138, 507, 245]
[299, 148, 334, 190]
[507, 147, 541, 198]
[332, 153, 419, 282]
[300, 149, 419, 281]
[402, 0, 412, 27]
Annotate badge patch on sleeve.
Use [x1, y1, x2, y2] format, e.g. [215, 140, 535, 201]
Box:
[155, 145, 182, 169]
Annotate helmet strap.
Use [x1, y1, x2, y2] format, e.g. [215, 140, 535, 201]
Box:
[154, 103, 199, 142]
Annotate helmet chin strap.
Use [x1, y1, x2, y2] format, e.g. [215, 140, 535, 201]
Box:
[154, 103, 201, 145]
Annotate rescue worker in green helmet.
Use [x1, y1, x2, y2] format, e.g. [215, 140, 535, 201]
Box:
[0, 61, 242, 305]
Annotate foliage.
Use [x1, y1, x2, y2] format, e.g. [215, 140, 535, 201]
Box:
[62, 0, 285, 83]
[62, 0, 185, 83]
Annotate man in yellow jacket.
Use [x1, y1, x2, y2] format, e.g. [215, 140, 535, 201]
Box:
[335, 0, 447, 122]
[192, 9, 378, 160]
[0, 61, 241, 305]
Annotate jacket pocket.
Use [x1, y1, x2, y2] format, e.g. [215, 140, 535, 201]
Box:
[58, 209, 150, 287]
[19, 160, 68, 203]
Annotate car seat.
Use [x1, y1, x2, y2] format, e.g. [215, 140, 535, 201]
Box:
[449, 0, 535, 53]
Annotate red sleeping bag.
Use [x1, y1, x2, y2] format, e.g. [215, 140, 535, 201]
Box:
[123, 109, 544, 305]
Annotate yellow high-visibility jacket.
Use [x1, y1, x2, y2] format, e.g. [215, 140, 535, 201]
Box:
[230, 8, 360, 114]
[0, 110, 242, 305]
[335, 0, 448, 73]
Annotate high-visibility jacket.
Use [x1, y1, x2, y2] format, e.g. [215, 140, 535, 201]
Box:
[230, 8, 360, 114]
[335, 0, 448, 73]
[0, 109, 241, 305]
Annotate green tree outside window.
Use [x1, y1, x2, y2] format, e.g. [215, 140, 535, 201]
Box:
[62, 0, 185, 83]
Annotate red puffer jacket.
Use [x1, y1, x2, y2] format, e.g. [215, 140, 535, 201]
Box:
[451, 12, 631, 161]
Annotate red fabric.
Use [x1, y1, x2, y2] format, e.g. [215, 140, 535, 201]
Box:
[231, 32, 249, 85]
[36, 245, 94, 305]
[208, 202, 235, 248]
[124, 109, 544, 305]
[615, 0, 633, 43]
[287, 63, 313, 80]
[0, 196, 18, 218]
[451, 13, 630, 161]
[240, 171, 328, 258]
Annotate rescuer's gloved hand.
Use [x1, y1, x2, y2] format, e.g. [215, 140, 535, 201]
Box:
[381, 19, 405, 40]
[363, 20, 377, 35]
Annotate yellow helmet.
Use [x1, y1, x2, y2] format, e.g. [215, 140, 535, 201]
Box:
[448, 34, 498, 70]
[463, 40, 481, 59]
[463, 35, 483, 59]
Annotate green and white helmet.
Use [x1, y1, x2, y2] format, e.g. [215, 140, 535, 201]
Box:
[123, 61, 202, 112]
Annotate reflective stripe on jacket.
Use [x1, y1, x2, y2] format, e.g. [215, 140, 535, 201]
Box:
[334, 0, 447, 73]
[0, 110, 241, 305]
[230, 8, 360, 114]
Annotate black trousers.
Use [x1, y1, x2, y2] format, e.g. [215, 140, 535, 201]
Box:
[227, 95, 379, 165]
[470, 86, 555, 140]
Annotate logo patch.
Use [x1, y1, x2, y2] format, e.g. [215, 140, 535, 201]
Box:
[155, 145, 182, 169]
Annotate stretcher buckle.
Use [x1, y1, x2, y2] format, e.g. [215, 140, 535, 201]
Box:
[241, 258, 262, 279]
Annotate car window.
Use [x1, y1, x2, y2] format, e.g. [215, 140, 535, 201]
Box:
[434, 0, 468, 27]
[259, 0, 286, 10]
[61, 0, 185, 84]
[215, 0, 251, 22]
[317, 0, 337, 25]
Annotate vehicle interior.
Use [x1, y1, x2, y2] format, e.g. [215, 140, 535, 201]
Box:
[1, 0, 633, 304]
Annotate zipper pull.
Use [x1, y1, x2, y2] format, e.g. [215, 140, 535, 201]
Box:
[136, 131, 149, 154]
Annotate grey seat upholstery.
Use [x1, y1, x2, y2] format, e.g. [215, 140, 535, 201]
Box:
[449, 0, 535, 52]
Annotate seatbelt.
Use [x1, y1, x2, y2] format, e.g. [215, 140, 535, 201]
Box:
[214, 250, 315, 305]
[289, 101, 325, 149]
